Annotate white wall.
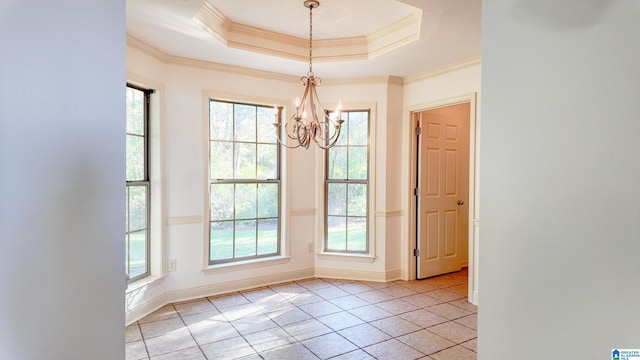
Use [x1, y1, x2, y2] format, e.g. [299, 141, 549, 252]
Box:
[0, 1, 125, 359]
[480, 1, 640, 358]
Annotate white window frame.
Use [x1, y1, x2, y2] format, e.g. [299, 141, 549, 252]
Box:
[203, 92, 290, 272]
[317, 102, 377, 262]
[125, 75, 165, 292]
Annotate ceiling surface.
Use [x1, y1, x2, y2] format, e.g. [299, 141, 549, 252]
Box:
[126, 0, 482, 79]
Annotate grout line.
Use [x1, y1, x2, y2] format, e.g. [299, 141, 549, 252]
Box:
[132, 271, 475, 360]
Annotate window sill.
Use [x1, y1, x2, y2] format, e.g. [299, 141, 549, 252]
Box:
[203, 255, 291, 275]
[317, 252, 376, 263]
[126, 274, 167, 295]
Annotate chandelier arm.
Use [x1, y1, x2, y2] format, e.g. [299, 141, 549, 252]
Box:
[285, 116, 302, 140]
[314, 124, 343, 150]
[275, 126, 303, 148]
[275, 117, 304, 148]
[296, 121, 311, 149]
[308, 85, 338, 142]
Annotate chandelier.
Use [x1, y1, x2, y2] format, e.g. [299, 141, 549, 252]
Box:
[274, 0, 344, 149]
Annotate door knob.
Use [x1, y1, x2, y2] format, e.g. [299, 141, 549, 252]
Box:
[457, 200, 464, 205]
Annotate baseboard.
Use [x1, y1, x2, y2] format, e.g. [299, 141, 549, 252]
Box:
[126, 293, 168, 326]
[472, 290, 479, 306]
[166, 267, 315, 304]
[314, 267, 402, 282]
[125, 267, 315, 326]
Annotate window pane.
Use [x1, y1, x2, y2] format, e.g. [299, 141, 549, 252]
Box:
[327, 183, 346, 216]
[257, 106, 276, 144]
[126, 134, 144, 181]
[348, 146, 368, 180]
[257, 219, 278, 255]
[128, 185, 147, 231]
[210, 141, 233, 179]
[235, 183, 257, 219]
[211, 184, 234, 221]
[258, 183, 278, 218]
[235, 220, 256, 257]
[348, 112, 368, 145]
[210, 101, 233, 141]
[126, 87, 144, 135]
[328, 146, 347, 179]
[347, 217, 367, 252]
[127, 230, 147, 278]
[234, 104, 256, 142]
[327, 216, 346, 251]
[234, 143, 256, 179]
[348, 183, 367, 216]
[211, 221, 233, 261]
[257, 144, 277, 179]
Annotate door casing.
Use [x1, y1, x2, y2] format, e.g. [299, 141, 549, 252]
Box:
[403, 93, 479, 305]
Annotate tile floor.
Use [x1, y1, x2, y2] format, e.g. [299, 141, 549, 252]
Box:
[126, 269, 476, 360]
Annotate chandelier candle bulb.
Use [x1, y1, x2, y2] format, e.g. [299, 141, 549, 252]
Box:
[273, 106, 281, 125]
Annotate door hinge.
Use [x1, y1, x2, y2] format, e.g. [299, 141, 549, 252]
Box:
[414, 188, 420, 196]
[415, 126, 422, 135]
[413, 248, 420, 257]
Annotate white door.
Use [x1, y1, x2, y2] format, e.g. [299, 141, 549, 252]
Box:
[417, 103, 470, 279]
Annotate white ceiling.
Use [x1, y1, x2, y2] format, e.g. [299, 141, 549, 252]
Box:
[126, 0, 482, 79]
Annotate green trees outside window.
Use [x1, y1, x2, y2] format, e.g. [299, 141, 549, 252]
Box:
[325, 110, 370, 253]
[209, 100, 281, 263]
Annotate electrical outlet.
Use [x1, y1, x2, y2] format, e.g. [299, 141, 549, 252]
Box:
[168, 259, 177, 272]
[308, 242, 314, 253]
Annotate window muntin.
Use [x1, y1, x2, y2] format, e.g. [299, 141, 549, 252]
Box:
[209, 100, 281, 264]
[325, 110, 370, 253]
[126, 85, 151, 281]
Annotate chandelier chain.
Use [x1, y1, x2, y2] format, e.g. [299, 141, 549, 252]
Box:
[308, 4, 313, 76]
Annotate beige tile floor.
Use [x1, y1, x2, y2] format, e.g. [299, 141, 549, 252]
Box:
[126, 269, 476, 360]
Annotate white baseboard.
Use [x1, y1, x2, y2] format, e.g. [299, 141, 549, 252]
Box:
[166, 267, 315, 304]
[314, 267, 402, 282]
[126, 293, 168, 326]
[125, 267, 314, 325]
[472, 290, 478, 305]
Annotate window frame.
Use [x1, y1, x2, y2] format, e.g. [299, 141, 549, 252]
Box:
[207, 98, 283, 265]
[125, 83, 153, 282]
[323, 109, 371, 254]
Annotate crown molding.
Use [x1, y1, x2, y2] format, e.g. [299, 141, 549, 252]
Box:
[127, 35, 172, 63]
[194, 2, 421, 62]
[403, 56, 482, 84]
[128, 35, 479, 86]
[127, 35, 298, 83]
[322, 76, 404, 86]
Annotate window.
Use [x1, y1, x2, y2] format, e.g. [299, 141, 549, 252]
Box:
[325, 110, 370, 253]
[209, 100, 281, 264]
[125, 85, 152, 281]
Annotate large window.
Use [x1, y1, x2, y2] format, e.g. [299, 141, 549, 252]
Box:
[325, 110, 370, 253]
[126, 85, 151, 281]
[209, 100, 281, 264]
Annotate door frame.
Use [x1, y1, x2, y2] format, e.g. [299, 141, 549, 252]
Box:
[402, 93, 479, 305]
